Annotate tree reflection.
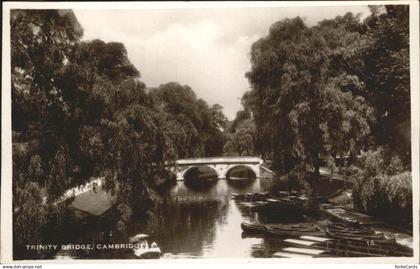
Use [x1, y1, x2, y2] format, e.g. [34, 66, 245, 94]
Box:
[152, 200, 229, 255]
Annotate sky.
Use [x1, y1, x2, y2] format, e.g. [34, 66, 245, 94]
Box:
[73, 5, 371, 120]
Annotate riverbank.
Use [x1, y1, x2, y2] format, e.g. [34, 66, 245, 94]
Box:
[314, 168, 413, 249]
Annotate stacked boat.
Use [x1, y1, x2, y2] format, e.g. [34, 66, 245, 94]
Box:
[276, 225, 413, 258]
[232, 190, 315, 213]
[241, 221, 413, 257]
[241, 221, 328, 237]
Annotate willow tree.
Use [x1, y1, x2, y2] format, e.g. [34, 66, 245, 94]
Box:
[11, 9, 84, 253]
[362, 5, 410, 164]
[245, 15, 374, 176]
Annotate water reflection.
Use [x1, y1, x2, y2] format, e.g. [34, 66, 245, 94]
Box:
[151, 177, 277, 258]
[55, 177, 287, 259]
[226, 177, 256, 191]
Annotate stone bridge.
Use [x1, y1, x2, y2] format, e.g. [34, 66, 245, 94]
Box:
[168, 156, 271, 181]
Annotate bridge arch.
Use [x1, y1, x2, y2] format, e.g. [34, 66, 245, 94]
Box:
[168, 156, 267, 180]
[181, 165, 219, 180]
[224, 164, 258, 179]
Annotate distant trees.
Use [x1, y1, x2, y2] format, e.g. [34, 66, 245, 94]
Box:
[150, 82, 227, 158]
[223, 109, 256, 156]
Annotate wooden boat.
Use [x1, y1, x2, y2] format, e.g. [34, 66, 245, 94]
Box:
[301, 232, 407, 256]
[327, 227, 375, 236]
[283, 238, 393, 257]
[268, 225, 319, 233]
[239, 202, 256, 208]
[324, 240, 411, 257]
[327, 224, 370, 232]
[320, 206, 359, 225]
[326, 229, 386, 241]
[241, 222, 267, 233]
[254, 201, 271, 208]
[272, 250, 319, 258]
[315, 224, 397, 245]
[265, 198, 305, 208]
[241, 231, 265, 239]
[266, 226, 325, 237]
[231, 193, 245, 199]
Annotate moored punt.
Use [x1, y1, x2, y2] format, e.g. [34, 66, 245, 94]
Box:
[282, 247, 326, 256]
[231, 193, 246, 199]
[326, 230, 386, 240]
[300, 235, 332, 242]
[284, 238, 319, 246]
[327, 223, 371, 231]
[241, 222, 267, 233]
[320, 207, 359, 225]
[283, 238, 403, 257]
[241, 231, 265, 239]
[254, 192, 271, 199]
[322, 240, 413, 257]
[315, 224, 398, 245]
[238, 202, 257, 209]
[272, 251, 316, 258]
[268, 225, 319, 233]
[266, 226, 325, 237]
[327, 227, 376, 236]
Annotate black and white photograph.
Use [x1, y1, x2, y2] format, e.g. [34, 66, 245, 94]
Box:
[1, 1, 419, 263]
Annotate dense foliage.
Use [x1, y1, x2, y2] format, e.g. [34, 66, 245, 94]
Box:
[11, 5, 412, 253]
[244, 5, 411, 223]
[245, 6, 410, 176]
[11, 9, 227, 252]
[150, 82, 228, 159]
[349, 148, 412, 226]
[223, 109, 256, 156]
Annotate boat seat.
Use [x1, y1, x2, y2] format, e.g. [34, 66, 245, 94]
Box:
[300, 236, 332, 242]
[284, 239, 318, 246]
[283, 247, 326, 255]
[272, 251, 314, 258]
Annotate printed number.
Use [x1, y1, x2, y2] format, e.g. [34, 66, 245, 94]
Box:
[366, 240, 375, 246]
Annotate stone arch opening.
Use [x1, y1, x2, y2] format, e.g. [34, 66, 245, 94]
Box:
[183, 165, 219, 190]
[225, 165, 257, 180]
[182, 165, 219, 180]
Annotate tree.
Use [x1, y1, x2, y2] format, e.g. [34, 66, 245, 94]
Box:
[245, 15, 374, 176]
[362, 5, 410, 164]
[223, 110, 256, 156]
[11, 10, 83, 136]
[150, 82, 228, 158]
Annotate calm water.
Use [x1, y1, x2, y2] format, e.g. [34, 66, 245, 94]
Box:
[157, 177, 281, 259]
[44, 173, 412, 260]
[53, 176, 320, 259]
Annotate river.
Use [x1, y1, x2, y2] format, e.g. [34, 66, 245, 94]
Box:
[54, 175, 317, 259]
[50, 171, 413, 260]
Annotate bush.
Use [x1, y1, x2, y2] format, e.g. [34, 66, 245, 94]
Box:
[350, 148, 412, 226]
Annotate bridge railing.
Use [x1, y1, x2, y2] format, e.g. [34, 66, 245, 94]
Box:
[175, 156, 263, 165]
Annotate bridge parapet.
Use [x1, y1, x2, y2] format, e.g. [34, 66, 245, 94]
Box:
[175, 156, 263, 165]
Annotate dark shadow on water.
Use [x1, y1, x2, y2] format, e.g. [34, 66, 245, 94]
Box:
[183, 165, 218, 191]
[225, 165, 257, 191]
[226, 177, 256, 190]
